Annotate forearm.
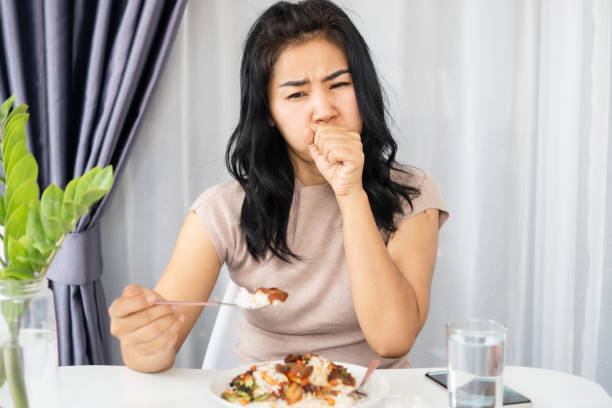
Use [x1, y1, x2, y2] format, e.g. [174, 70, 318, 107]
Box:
[121, 343, 177, 373]
[338, 191, 422, 357]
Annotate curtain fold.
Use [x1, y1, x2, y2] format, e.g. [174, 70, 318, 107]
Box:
[0, 0, 187, 365]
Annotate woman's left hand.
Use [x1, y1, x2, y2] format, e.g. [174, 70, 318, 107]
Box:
[304, 125, 365, 198]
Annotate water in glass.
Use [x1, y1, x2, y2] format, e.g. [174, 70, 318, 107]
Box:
[447, 320, 506, 408]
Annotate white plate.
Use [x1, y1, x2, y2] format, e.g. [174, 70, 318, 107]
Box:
[209, 361, 390, 407]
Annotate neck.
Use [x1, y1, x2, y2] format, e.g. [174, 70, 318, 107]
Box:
[289, 153, 326, 186]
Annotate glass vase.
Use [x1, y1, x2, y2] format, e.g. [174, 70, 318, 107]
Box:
[0, 278, 59, 408]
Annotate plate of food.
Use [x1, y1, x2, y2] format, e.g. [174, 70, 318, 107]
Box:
[209, 354, 389, 407]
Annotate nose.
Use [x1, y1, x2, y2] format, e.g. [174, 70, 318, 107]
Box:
[311, 91, 337, 124]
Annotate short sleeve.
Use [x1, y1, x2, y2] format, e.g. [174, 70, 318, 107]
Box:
[189, 181, 244, 266]
[392, 168, 450, 228]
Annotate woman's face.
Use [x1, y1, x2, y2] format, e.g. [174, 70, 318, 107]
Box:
[267, 36, 363, 167]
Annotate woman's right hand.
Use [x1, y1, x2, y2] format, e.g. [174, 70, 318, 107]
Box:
[109, 284, 184, 372]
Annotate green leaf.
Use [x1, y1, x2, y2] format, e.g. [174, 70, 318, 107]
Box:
[41, 184, 65, 241]
[7, 236, 41, 276]
[16, 256, 46, 271]
[79, 166, 114, 207]
[26, 202, 50, 249]
[74, 167, 101, 202]
[0, 197, 5, 226]
[74, 203, 89, 219]
[5, 154, 38, 210]
[30, 243, 53, 259]
[5, 104, 28, 125]
[5, 141, 28, 180]
[41, 184, 63, 218]
[5, 205, 28, 241]
[61, 202, 76, 230]
[63, 178, 78, 203]
[2, 113, 28, 164]
[18, 236, 52, 273]
[2, 125, 26, 176]
[78, 189, 107, 209]
[7, 236, 27, 266]
[0, 95, 17, 125]
[0, 266, 33, 280]
[93, 165, 114, 190]
[6, 177, 39, 216]
[61, 179, 78, 224]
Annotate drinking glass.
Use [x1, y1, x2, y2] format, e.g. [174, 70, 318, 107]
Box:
[0, 278, 59, 408]
[446, 319, 507, 408]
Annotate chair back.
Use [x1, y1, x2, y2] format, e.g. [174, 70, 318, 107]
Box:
[201, 279, 243, 369]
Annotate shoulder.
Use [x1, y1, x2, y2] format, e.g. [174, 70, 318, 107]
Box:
[390, 165, 426, 190]
[190, 179, 245, 217]
[390, 165, 450, 227]
[189, 179, 245, 265]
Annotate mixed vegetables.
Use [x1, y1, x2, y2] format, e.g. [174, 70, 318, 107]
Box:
[221, 354, 362, 406]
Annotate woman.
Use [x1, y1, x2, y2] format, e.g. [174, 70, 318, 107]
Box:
[109, 0, 449, 373]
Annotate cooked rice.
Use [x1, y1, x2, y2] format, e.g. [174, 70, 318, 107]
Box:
[222, 355, 363, 407]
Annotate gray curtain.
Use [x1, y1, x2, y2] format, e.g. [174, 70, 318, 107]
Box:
[0, 0, 187, 365]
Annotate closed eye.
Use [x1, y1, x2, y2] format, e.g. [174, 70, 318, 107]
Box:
[331, 82, 350, 89]
[287, 92, 306, 99]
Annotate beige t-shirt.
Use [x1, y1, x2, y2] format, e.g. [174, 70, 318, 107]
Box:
[190, 168, 449, 368]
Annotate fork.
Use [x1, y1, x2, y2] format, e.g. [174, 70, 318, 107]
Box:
[153, 300, 266, 309]
[349, 358, 380, 398]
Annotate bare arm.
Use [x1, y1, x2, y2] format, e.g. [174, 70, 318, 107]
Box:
[305, 125, 440, 358]
[339, 193, 439, 357]
[109, 212, 222, 372]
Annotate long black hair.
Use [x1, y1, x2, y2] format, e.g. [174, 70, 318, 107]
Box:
[226, 0, 420, 263]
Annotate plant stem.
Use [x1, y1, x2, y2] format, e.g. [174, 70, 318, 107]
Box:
[38, 234, 67, 277]
[0, 348, 6, 387]
[2, 294, 30, 408]
[4, 345, 28, 408]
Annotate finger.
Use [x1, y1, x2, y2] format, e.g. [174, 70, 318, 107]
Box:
[316, 138, 362, 157]
[304, 127, 315, 145]
[109, 286, 168, 319]
[127, 312, 184, 345]
[111, 304, 178, 337]
[109, 294, 153, 318]
[307, 143, 330, 169]
[314, 130, 359, 153]
[326, 146, 363, 165]
[315, 140, 360, 164]
[315, 124, 352, 134]
[123, 284, 141, 297]
[130, 317, 183, 356]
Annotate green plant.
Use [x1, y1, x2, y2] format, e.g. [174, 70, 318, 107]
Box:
[0, 95, 114, 407]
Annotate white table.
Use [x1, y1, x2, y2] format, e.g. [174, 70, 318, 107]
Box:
[59, 365, 611, 407]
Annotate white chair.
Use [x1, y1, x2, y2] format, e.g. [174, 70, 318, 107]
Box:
[202, 279, 243, 369]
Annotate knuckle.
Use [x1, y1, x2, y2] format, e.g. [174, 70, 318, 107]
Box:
[152, 320, 165, 335]
[144, 308, 156, 322]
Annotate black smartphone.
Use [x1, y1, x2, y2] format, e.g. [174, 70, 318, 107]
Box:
[425, 370, 532, 407]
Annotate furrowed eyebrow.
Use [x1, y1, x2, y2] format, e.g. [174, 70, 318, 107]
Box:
[278, 68, 350, 88]
[322, 68, 350, 82]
